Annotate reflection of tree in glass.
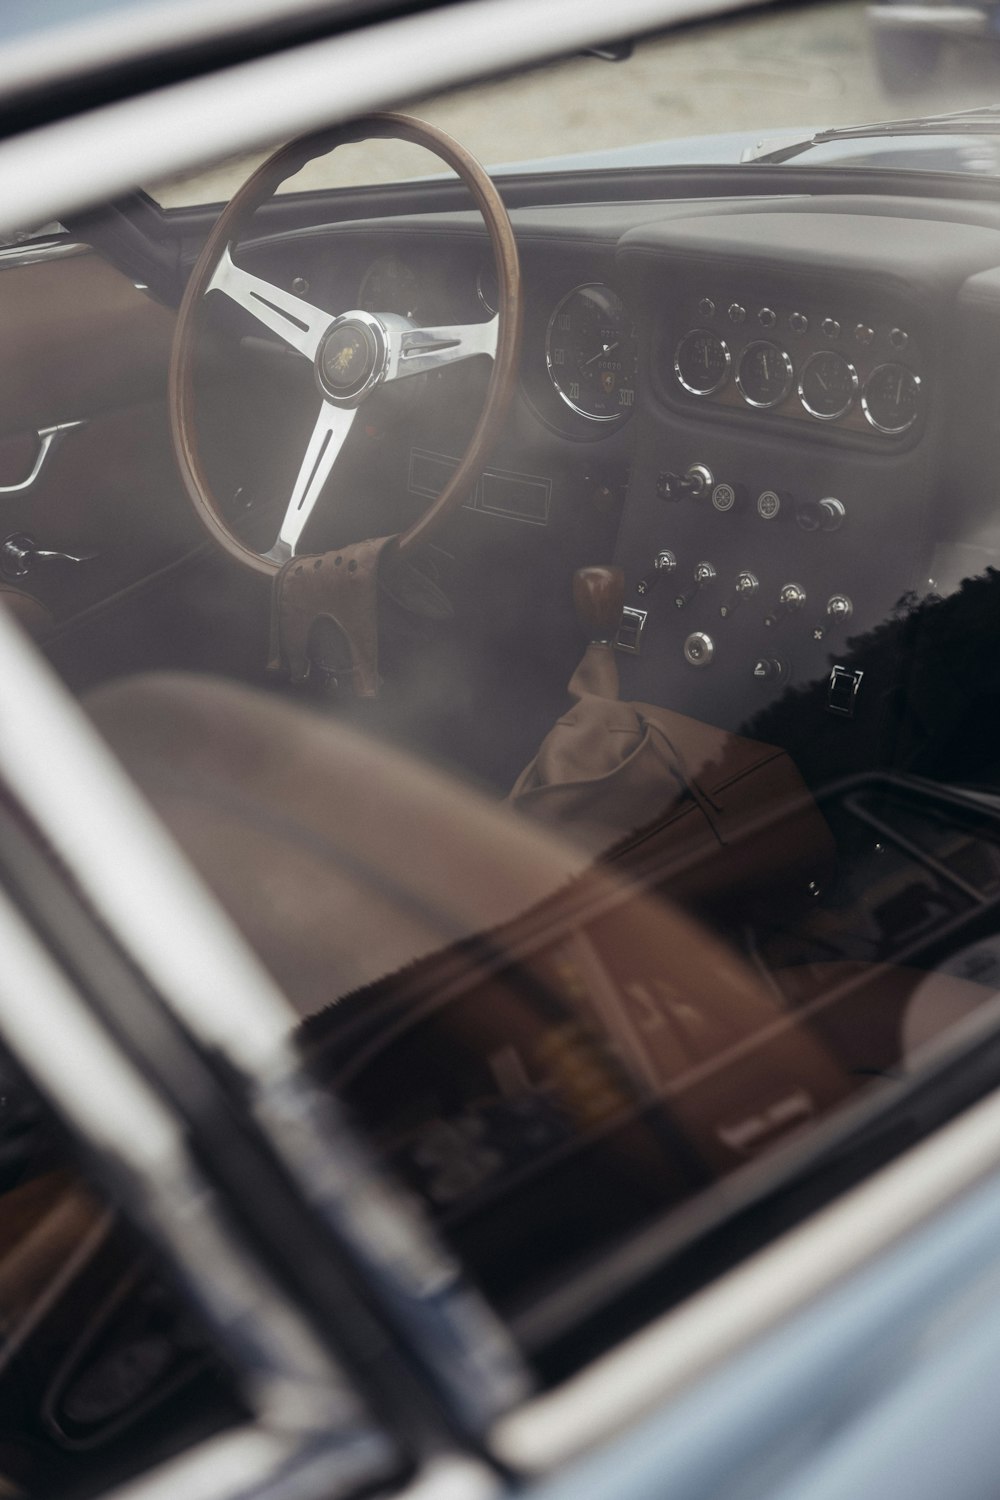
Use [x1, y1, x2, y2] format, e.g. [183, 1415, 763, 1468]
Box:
[744, 569, 1000, 794]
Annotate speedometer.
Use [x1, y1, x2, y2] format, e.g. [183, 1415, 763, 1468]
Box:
[545, 283, 638, 422]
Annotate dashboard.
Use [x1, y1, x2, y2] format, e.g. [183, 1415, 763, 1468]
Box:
[230, 193, 1000, 766]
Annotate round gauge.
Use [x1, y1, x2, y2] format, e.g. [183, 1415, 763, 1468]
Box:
[545, 283, 638, 422]
[736, 341, 794, 409]
[674, 329, 730, 396]
[798, 350, 859, 421]
[862, 363, 922, 435]
[476, 261, 499, 316]
[358, 254, 419, 318]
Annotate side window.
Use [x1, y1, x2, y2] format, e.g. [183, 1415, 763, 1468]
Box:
[0, 1052, 244, 1499]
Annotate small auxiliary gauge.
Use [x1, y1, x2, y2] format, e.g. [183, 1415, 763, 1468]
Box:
[674, 329, 730, 396]
[862, 363, 921, 435]
[736, 341, 794, 409]
[798, 350, 858, 421]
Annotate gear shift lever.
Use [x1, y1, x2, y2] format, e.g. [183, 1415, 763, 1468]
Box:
[573, 566, 624, 645]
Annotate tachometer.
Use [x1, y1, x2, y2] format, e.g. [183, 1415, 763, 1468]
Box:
[545, 283, 638, 422]
[674, 329, 730, 396]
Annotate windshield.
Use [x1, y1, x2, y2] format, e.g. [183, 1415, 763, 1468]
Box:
[151, 0, 1000, 206]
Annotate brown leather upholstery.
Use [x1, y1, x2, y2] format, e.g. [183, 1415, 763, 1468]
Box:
[84, 672, 841, 1096]
[509, 642, 835, 912]
[86, 672, 588, 1010]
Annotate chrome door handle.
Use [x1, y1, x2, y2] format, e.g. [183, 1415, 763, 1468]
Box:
[0, 420, 86, 496]
[0, 532, 98, 579]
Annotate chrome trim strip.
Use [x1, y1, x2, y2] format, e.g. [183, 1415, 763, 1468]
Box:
[493, 1071, 1000, 1471]
[0, 239, 84, 269]
[94, 1427, 303, 1500]
[0, 0, 750, 237]
[868, 2, 989, 31]
[101, 1438, 497, 1500]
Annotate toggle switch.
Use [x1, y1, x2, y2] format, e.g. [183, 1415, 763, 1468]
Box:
[635, 549, 677, 597]
[719, 570, 758, 619]
[811, 593, 853, 642]
[763, 582, 806, 628]
[674, 560, 717, 609]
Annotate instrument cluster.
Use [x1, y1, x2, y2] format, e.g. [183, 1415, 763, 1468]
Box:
[666, 292, 924, 438]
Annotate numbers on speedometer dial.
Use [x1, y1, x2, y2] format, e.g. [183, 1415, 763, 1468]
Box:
[545, 283, 638, 422]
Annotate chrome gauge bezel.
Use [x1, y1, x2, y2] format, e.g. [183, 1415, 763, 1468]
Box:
[861, 362, 922, 435]
[735, 340, 794, 410]
[544, 281, 637, 424]
[797, 349, 859, 422]
[673, 327, 731, 396]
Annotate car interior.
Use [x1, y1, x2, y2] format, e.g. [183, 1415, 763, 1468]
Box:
[5, 23, 1000, 1497]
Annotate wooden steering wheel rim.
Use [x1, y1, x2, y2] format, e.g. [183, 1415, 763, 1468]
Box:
[169, 113, 523, 577]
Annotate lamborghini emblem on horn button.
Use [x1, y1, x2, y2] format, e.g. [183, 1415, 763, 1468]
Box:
[321, 328, 370, 389]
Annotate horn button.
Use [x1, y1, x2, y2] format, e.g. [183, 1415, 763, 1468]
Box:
[316, 312, 389, 404]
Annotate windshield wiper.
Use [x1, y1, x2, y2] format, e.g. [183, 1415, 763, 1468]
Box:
[744, 104, 1000, 165]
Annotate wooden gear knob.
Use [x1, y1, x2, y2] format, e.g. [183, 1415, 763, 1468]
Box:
[573, 566, 624, 644]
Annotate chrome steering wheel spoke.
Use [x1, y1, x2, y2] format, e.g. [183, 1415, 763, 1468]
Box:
[386, 315, 498, 380]
[264, 401, 358, 564]
[206, 245, 330, 360]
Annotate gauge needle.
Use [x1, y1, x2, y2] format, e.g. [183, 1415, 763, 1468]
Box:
[585, 341, 618, 366]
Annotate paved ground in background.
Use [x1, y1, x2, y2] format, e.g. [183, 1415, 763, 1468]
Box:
[157, 1, 999, 204]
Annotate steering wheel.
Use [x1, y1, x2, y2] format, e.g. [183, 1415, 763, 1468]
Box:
[169, 113, 523, 576]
